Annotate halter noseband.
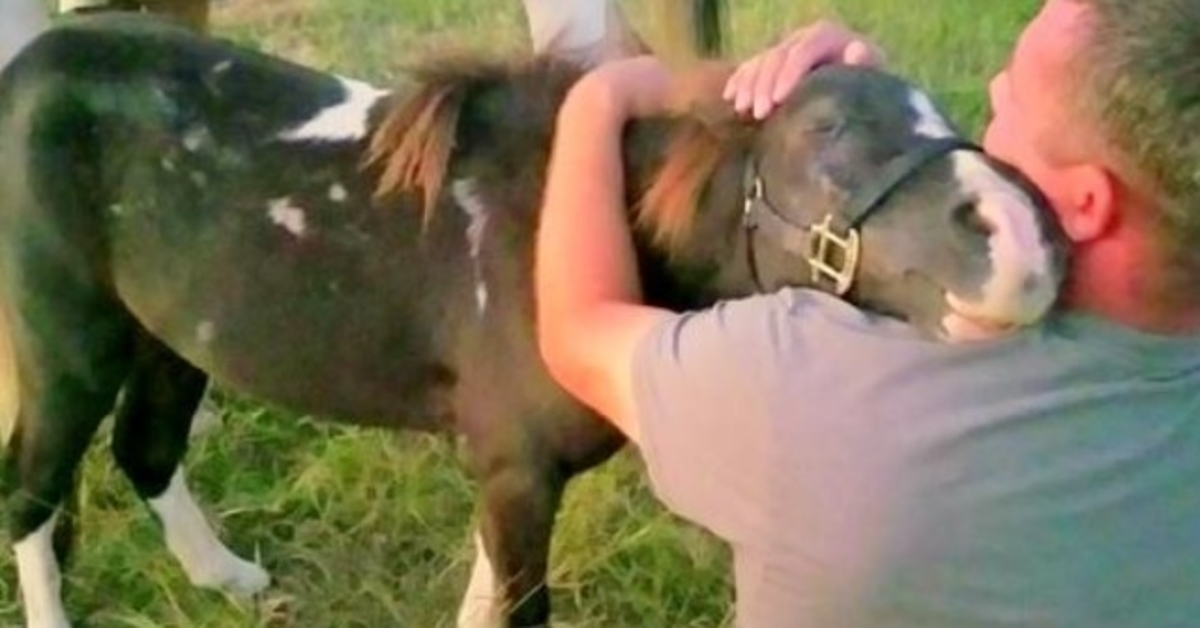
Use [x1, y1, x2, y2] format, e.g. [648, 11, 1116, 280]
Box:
[741, 136, 984, 296]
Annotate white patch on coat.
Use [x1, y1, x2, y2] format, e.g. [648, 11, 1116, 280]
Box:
[182, 125, 213, 152]
[451, 178, 490, 315]
[211, 59, 233, 75]
[13, 513, 71, 628]
[456, 532, 500, 628]
[328, 182, 348, 203]
[276, 76, 388, 142]
[148, 469, 271, 595]
[906, 89, 956, 139]
[942, 151, 1057, 338]
[267, 197, 308, 237]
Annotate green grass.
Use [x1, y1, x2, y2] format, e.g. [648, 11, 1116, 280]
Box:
[2, 0, 1038, 625]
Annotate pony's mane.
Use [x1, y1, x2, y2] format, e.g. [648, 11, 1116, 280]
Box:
[365, 54, 756, 251]
[365, 53, 582, 226]
[634, 62, 756, 253]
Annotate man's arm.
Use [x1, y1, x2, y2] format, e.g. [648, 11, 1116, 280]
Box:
[534, 58, 676, 445]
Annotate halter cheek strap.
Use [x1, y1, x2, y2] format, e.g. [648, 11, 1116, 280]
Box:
[741, 136, 984, 296]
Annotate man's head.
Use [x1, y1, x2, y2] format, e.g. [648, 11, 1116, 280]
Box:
[984, 0, 1200, 325]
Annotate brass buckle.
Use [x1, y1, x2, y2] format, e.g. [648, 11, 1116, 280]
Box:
[742, 177, 763, 226]
[804, 214, 860, 296]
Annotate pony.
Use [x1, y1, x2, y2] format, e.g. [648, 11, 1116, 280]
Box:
[0, 12, 1065, 628]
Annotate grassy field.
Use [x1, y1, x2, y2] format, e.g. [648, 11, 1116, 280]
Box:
[1, 0, 1039, 626]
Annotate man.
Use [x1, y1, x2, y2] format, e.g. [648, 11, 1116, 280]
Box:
[535, 0, 1200, 626]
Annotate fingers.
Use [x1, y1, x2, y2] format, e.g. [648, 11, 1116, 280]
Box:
[723, 21, 884, 121]
[769, 36, 830, 104]
[722, 45, 786, 119]
[842, 40, 885, 66]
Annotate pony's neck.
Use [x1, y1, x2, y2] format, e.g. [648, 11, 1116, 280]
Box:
[620, 116, 752, 309]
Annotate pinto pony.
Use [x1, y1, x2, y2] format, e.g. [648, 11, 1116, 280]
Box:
[0, 13, 1065, 628]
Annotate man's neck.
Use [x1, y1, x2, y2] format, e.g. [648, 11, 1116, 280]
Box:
[1064, 248, 1200, 335]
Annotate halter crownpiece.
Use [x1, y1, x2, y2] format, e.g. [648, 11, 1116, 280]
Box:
[741, 136, 984, 296]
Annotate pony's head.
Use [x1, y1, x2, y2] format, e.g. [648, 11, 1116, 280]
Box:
[639, 64, 1068, 341]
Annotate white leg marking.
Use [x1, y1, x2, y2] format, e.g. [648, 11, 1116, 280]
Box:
[148, 469, 270, 596]
[267, 197, 308, 237]
[188, 384, 221, 438]
[906, 89, 957, 139]
[14, 513, 71, 628]
[276, 76, 388, 142]
[451, 178, 490, 315]
[456, 532, 501, 628]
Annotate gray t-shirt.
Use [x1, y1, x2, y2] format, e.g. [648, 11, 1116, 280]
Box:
[632, 288, 1200, 628]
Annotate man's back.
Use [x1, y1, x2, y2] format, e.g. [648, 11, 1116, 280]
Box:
[633, 290, 1200, 627]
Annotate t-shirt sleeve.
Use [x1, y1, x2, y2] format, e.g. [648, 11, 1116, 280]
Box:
[631, 292, 795, 543]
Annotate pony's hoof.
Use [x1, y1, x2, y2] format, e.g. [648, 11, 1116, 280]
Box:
[193, 557, 271, 597]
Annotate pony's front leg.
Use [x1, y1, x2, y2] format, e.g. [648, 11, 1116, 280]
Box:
[457, 458, 566, 628]
[144, 469, 269, 594]
[111, 337, 269, 596]
[6, 373, 123, 628]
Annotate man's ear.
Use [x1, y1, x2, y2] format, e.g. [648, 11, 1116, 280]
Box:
[1056, 163, 1118, 242]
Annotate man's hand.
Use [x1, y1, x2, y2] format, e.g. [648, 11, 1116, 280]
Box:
[723, 20, 885, 120]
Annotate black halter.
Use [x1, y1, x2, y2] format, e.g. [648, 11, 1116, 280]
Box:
[741, 136, 984, 296]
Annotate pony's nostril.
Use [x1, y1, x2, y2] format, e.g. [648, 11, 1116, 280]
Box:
[953, 201, 995, 237]
[1021, 274, 1042, 296]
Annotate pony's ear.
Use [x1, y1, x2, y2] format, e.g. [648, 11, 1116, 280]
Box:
[800, 118, 868, 200]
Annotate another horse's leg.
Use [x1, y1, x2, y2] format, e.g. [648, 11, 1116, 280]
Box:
[522, 0, 648, 67]
[457, 454, 566, 628]
[109, 334, 269, 595]
[3, 306, 133, 628]
[0, 0, 49, 70]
